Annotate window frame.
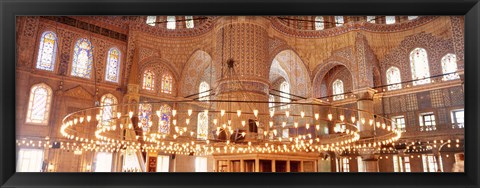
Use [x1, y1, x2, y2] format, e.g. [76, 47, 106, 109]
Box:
[25, 83, 53, 125]
[70, 38, 94, 79]
[419, 112, 436, 131]
[451, 109, 464, 129]
[391, 115, 406, 132]
[104, 47, 122, 83]
[35, 31, 58, 72]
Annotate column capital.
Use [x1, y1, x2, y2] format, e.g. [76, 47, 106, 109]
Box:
[352, 88, 377, 100]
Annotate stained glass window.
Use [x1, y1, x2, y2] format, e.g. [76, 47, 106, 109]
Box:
[167, 16, 176, 29]
[36, 31, 57, 71]
[335, 16, 344, 27]
[199, 81, 210, 101]
[315, 16, 324, 30]
[142, 70, 155, 91]
[332, 79, 344, 101]
[161, 74, 173, 94]
[100, 94, 117, 128]
[386, 66, 402, 90]
[408, 16, 418, 20]
[138, 103, 152, 132]
[367, 16, 376, 23]
[26, 83, 52, 125]
[71, 38, 93, 78]
[280, 81, 290, 109]
[146, 16, 156, 26]
[105, 48, 121, 83]
[385, 16, 396, 24]
[197, 112, 208, 140]
[159, 104, 171, 134]
[410, 48, 431, 85]
[441, 53, 460, 81]
[185, 16, 194, 29]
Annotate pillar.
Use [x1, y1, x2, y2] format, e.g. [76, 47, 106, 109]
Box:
[240, 159, 245, 172]
[272, 160, 276, 172]
[255, 158, 260, 172]
[286, 160, 291, 172]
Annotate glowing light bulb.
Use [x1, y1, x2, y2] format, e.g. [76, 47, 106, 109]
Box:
[270, 110, 274, 118]
[316, 125, 320, 130]
[300, 111, 305, 118]
[221, 110, 225, 117]
[351, 116, 356, 123]
[269, 121, 273, 128]
[222, 124, 227, 129]
[241, 132, 246, 137]
[228, 120, 232, 125]
[285, 111, 290, 118]
[340, 115, 345, 122]
[129, 111, 133, 118]
[369, 119, 374, 126]
[172, 110, 177, 117]
[361, 118, 365, 125]
[294, 122, 298, 128]
[273, 130, 277, 136]
[241, 120, 246, 127]
[376, 122, 381, 128]
[253, 109, 258, 117]
[173, 119, 177, 126]
[314, 113, 319, 120]
[306, 124, 310, 129]
[186, 119, 190, 125]
[237, 110, 241, 117]
[86, 115, 92, 122]
[187, 109, 193, 116]
[282, 122, 286, 128]
[156, 110, 161, 118]
[328, 113, 333, 121]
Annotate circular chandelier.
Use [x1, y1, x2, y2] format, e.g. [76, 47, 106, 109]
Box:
[56, 99, 401, 156]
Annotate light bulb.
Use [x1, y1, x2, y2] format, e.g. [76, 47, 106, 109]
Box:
[340, 115, 345, 122]
[228, 120, 232, 125]
[129, 111, 133, 118]
[314, 113, 319, 120]
[87, 115, 92, 122]
[222, 124, 227, 129]
[294, 122, 298, 128]
[237, 110, 241, 117]
[282, 122, 286, 128]
[270, 110, 274, 118]
[173, 119, 177, 126]
[306, 124, 310, 129]
[369, 119, 374, 125]
[241, 132, 246, 137]
[285, 111, 290, 118]
[269, 121, 273, 128]
[172, 110, 177, 117]
[328, 113, 333, 121]
[188, 109, 193, 116]
[186, 119, 190, 125]
[300, 111, 305, 118]
[156, 110, 161, 118]
[361, 118, 366, 125]
[213, 119, 218, 125]
[221, 110, 225, 117]
[241, 121, 246, 127]
[351, 116, 356, 123]
[273, 130, 277, 136]
[376, 122, 381, 128]
[315, 125, 320, 130]
[253, 109, 258, 117]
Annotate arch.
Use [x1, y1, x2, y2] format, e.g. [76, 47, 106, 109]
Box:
[161, 73, 173, 94]
[36, 31, 58, 71]
[312, 61, 355, 98]
[100, 93, 118, 127]
[441, 53, 459, 80]
[26, 83, 53, 125]
[269, 49, 311, 97]
[179, 50, 215, 97]
[332, 79, 344, 101]
[71, 38, 93, 79]
[158, 104, 172, 134]
[105, 47, 121, 83]
[386, 66, 402, 90]
[409, 47, 431, 85]
[142, 69, 155, 91]
[199, 81, 210, 101]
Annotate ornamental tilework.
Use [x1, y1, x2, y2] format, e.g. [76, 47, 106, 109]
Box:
[437, 108, 447, 126]
[417, 91, 432, 109]
[406, 94, 418, 111]
[430, 90, 444, 108]
[449, 87, 464, 106]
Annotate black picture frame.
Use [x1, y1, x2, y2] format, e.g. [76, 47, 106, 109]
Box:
[1, 0, 479, 188]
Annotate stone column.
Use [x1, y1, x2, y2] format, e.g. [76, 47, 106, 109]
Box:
[360, 148, 379, 172]
[354, 88, 377, 138]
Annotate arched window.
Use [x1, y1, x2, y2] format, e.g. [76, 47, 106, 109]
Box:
[386, 67, 402, 91]
[441, 54, 460, 81]
[36, 31, 57, 71]
[269, 94, 275, 112]
[332, 79, 344, 101]
[26, 83, 53, 124]
[105, 48, 121, 83]
[315, 16, 324, 30]
[197, 112, 208, 140]
[167, 16, 176, 29]
[71, 38, 93, 78]
[159, 105, 171, 134]
[408, 16, 418, 20]
[280, 81, 290, 109]
[199, 81, 210, 101]
[100, 94, 117, 127]
[185, 16, 194, 29]
[335, 16, 344, 27]
[410, 48, 431, 85]
[385, 16, 396, 24]
[138, 103, 152, 132]
[142, 70, 155, 91]
[146, 16, 156, 26]
[161, 74, 173, 94]
[367, 16, 376, 23]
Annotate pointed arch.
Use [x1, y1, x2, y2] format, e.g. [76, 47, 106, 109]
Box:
[71, 38, 93, 78]
[409, 48, 431, 85]
[386, 66, 402, 90]
[161, 73, 173, 94]
[26, 83, 53, 125]
[142, 69, 155, 91]
[441, 53, 459, 80]
[36, 31, 57, 71]
[105, 47, 121, 83]
[332, 79, 344, 101]
[269, 49, 311, 97]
